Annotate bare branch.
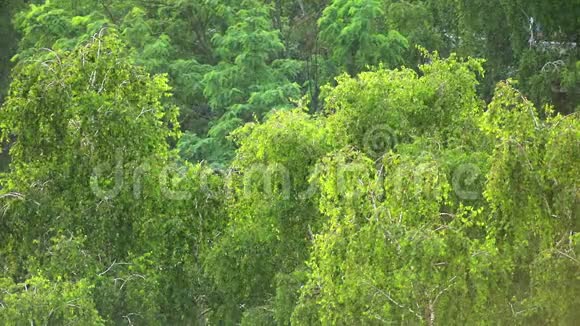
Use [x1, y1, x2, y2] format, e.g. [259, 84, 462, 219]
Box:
[0, 192, 25, 200]
[97, 260, 131, 276]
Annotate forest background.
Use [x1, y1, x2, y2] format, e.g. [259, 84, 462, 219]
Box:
[0, 0, 578, 324]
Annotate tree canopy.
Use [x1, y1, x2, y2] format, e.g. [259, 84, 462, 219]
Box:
[0, 0, 578, 324]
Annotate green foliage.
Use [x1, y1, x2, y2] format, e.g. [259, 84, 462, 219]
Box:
[480, 81, 580, 323]
[0, 31, 179, 264]
[292, 59, 578, 325]
[0, 32, 227, 324]
[14, 1, 107, 60]
[324, 52, 485, 157]
[518, 49, 579, 114]
[318, 0, 408, 75]
[0, 1, 578, 324]
[386, 1, 445, 64]
[0, 275, 103, 325]
[203, 108, 330, 322]
[188, 0, 303, 166]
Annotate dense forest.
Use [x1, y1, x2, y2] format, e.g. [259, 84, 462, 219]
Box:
[0, 0, 578, 324]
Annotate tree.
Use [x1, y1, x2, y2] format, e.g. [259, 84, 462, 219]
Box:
[428, 0, 579, 111]
[292, 57, 579, 324]
[318, 0, 408, 76]
[203, 108, 330, 323]
[480, 80, 579, 323]
[179, 0, 303, 166]
[0, 31, 225, 324]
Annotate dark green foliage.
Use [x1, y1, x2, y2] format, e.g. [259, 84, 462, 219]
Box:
[182, 0, 303, 166]
[318, 0, 408, 75]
